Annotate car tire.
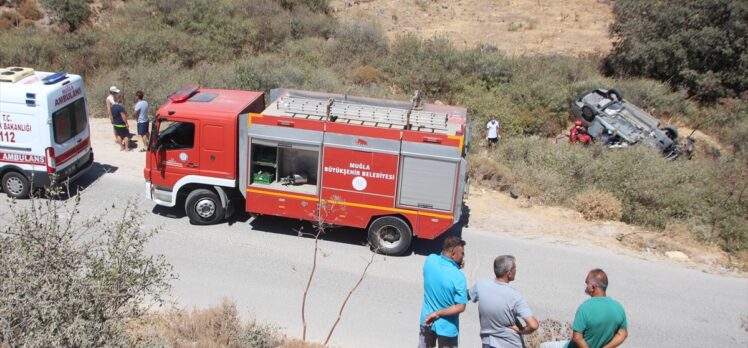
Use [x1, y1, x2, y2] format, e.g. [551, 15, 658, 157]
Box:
[608, 88, 623, 101]
[663, 125, 679, 140]
[185, 188, 225, 225]
[2, 171, 31, 199]
[367, 216, 412, 256]
[581, 104, 598, 122]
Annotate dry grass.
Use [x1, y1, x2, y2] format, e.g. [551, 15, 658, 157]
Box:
[330, 0, 613, 56]
[350, 65, 380, 85]
[18, 0, 43, 21]
[573, 189, 623, 221]
[1, 9, 22, 28]
[129, 299, 328, 348]
[468, 154, 514, 190]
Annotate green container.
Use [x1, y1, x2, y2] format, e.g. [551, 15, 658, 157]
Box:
[253, 171, 275, 184]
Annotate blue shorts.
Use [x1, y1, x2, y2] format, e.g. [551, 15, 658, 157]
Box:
[137, 121, 149, 136]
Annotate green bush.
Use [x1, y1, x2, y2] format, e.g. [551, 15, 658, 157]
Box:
[383, 35, 468, 101]
[573, 189, 624, 221]
[488, 139, 748, 252]
[0, 197, 173, 346]
[41, 0, 90, 31]
[326, 21, 389, 67]
[607, 0, 748, 101]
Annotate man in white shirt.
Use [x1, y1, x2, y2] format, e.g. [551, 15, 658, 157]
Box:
[486, 118, 500, 147]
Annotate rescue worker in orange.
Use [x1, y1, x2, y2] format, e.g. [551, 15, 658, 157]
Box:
[569, 120, 592, 145]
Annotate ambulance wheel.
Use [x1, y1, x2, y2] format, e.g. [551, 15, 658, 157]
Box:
[185, 189, 224, 225]
[2, 171, 30, 199]
[368, 216, 412, 256]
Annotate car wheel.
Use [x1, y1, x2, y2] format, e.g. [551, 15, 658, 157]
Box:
[367, 216, 412, 256]
[663, 125, 679, 140]
[2, 171, 31, 199]
[608, 88, 623, 101]
[581, 105, 598, 122]
[185, 188, 225, 225]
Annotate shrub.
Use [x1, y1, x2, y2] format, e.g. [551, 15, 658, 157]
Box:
[326, 21, 388, 66]
[606, 0, 748, 101]
[0, 197, 173, 346]
[384, 34, 467, 100]
[573, 189, 624, 221]
[0, 27, 60, 68]
[489, 138, 748, 253]
[18, 0, 43, 20]
[350, 65, 380, 85]
[467, 155, 514, 190]
[1, 9, 22, 28]
[136, 299, 283, 348]
[41, 0, 90, 31]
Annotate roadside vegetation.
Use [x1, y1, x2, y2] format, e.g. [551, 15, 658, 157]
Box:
[1, 0, 745, 261]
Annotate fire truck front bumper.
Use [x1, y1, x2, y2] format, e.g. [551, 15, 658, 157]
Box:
[144, 181, 176, 207]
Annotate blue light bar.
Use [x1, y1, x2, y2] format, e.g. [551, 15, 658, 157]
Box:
[42, 71, 68, 85]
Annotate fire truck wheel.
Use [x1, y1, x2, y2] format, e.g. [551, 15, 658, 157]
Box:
[368, 216, 412, 256]
[185, 189, 225, 225]
[2, 171, 31, 199]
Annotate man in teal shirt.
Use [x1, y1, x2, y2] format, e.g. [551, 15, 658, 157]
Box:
[419, 236, 468, 348]
[566, 269, 628, 348]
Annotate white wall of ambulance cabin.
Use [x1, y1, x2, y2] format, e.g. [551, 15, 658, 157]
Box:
[0, 75, 51, 174]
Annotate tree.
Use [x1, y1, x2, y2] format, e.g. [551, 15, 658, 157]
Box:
[0, 195, 173, 346]
[41, 0, 90, 32]
[606, 0, 748, 101]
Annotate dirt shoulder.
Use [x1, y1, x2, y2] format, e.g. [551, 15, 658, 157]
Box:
[330, 0, 613, 56]
[467, 185, 746, 275]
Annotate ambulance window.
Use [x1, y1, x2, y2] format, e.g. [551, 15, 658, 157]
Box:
[158, 121, 195, 150]
[52, 98, 87, 144]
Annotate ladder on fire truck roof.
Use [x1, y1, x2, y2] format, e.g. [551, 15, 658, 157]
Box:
[275, 94, 452, 134]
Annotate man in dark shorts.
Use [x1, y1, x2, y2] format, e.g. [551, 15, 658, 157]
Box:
[133, 91, 150, 152]
[110, 95, 131, 151]
[486, 118, 500, 147]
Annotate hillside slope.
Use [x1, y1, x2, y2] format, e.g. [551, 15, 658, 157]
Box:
[331, 0, 614, 55]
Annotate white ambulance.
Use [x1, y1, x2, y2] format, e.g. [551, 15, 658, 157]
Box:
[0, 67, 94, 198]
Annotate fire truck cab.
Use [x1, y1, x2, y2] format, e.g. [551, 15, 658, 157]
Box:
[0, 67, 94, 198]
[145, 86, 469, 255]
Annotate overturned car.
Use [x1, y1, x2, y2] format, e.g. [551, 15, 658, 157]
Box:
[571, 88, 689, 159]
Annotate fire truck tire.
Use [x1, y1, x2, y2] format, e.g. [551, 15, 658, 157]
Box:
[185, 189, 225, 225]
[367, 216, 412, 256]
[2, 171, 30, 199]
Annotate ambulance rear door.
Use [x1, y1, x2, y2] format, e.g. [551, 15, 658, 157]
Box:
[47, 75, 91, 177]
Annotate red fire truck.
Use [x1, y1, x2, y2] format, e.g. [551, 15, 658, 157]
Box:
[144, 86, 469, 255]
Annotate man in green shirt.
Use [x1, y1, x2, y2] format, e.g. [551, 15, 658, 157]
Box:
[566, 269, 628, 348]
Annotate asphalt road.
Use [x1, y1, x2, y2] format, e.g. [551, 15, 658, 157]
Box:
[2, 159, 747, 348]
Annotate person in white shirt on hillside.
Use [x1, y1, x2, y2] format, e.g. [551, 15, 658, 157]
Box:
[486, 117, 501, 147]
